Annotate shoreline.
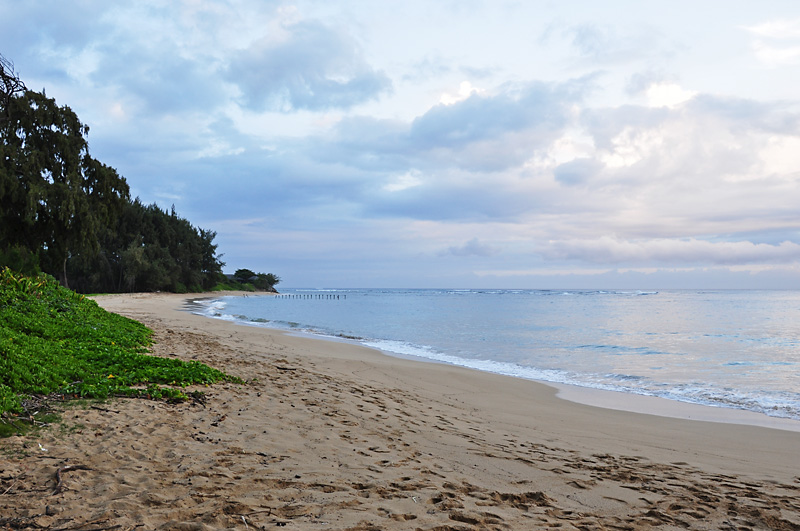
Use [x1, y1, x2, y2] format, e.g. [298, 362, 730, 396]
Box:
[551, 382, 800, 432]
[191, 291, 800, 433]
[3, 291, 799, 530]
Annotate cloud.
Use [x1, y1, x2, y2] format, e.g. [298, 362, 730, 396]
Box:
[644, 82, 696, 108]
[397, 79, 589, 173]
[7, 0, 800, 289]
[252, 79, 596, 223]
[384, 171, 423, 192]
[744, 18, 800, 67]
[569, 24, 616, 58]
[686, 95, 800, 134]
[439, 81, 485, 105]
[541, 237, 800, 266]
[0, 1, 117, 88]
[365, 173, 542, 222]
[410, 81, 581, 149]
[403, 55, 453, 82]
[226, 19, 392, 111]
[0, 0, 238, 135]
[444, 238, 498, 257]
[746, 18, 800, 40]
[750, 40, 800, 67]
[554, 22, 669, 65]
[200, 76, 800, 237]
[580, 95, 800, 182]
[306, 78, 588, 176]
[553, 157, 604, 186]
[91, 44, 226, 114]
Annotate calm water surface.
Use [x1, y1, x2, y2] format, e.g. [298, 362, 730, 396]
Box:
[192, 289, 800, 420]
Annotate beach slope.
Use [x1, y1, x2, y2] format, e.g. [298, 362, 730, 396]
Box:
[2, 292, 799, 530]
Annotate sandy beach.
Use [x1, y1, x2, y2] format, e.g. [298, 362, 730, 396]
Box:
[2, 292, 800, 530]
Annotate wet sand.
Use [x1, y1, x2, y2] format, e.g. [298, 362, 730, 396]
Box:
[2, 292, 799, 530]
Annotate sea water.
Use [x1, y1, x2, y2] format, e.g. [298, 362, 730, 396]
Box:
[192, 289, 800, 421]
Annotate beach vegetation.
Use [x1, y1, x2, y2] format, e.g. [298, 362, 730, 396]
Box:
[0, 245, 41, 277]
[254, 272, 281, 291]
[0, 89, 130, 290]
[0, 268, 240, 433]
[234, 268, 257, 282]
[0, 55, 229, 294]
[211, 276, 256, 292]
[66, 199, 223, 293]
[230, 269, 281, 292]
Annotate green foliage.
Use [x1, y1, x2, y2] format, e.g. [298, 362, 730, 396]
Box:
[231, 269, 280, 291]
[254, 272, 281, 291]
[55, 195, 225, 294]
[0, 268, 240, 421]
[0, 244, 40, 276]
[0, 90, 130, 288]
[211, 279, 256, 292]
[234, 268, 256, 282]
[1, 76, 227, 294]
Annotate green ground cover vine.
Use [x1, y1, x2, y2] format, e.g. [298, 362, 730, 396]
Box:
[0, 267, 239, 423]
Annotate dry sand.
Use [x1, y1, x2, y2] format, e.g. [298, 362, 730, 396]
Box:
[2, 292, 800, 530]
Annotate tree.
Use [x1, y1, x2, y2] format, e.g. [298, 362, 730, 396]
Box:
[0, 53, 25, 123]
[1, 55, 226, 294]
[234, 269, 256, 283]
[66, 198, 226, 293]
[199, 228, 224, 288]
[0, 90, 130, 288]
[253, 273, 280, 291]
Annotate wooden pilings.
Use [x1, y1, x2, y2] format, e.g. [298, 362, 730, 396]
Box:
[275, 294, 345, 299]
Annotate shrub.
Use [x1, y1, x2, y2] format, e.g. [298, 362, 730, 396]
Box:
[0, 268, 240, 420]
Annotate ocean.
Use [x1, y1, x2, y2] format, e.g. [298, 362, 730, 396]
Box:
[191, 288, 800, 421]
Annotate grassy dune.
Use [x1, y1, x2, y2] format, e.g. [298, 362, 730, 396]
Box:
[0, 268, 238, 426]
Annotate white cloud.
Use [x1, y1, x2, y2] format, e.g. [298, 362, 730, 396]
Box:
[439, 81, 484, 105]
[598, 125, 665, 168]
[108, 102, 127, 121]
[384, 170, 423, 192]
[745, 18, 800, 40]
[751, 40, 800, 67]
[645, 82, 696, 108]
[760, 136, 800, 176]
[541, 237, 800, 265]
[744, 18, 800, 67]
[196, 141, 246, 159]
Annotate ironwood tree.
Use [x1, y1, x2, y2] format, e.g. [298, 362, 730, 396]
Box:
[0, 53, 227, 292]
[0, 53, 25, 123]
[0, 89, 130, 288]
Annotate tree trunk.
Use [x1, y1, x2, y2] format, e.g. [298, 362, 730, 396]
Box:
[60, 256, 70, 290]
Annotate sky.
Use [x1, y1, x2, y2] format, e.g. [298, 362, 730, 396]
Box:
[3, 1, 800, 289]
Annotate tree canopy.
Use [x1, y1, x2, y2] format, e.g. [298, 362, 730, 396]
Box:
[0, 55, 237, 293]
[232, 269, 281, 291]
[66, 199, 225, 293]
[0, 89, 131, 288]
[0, 54, 25, 124]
